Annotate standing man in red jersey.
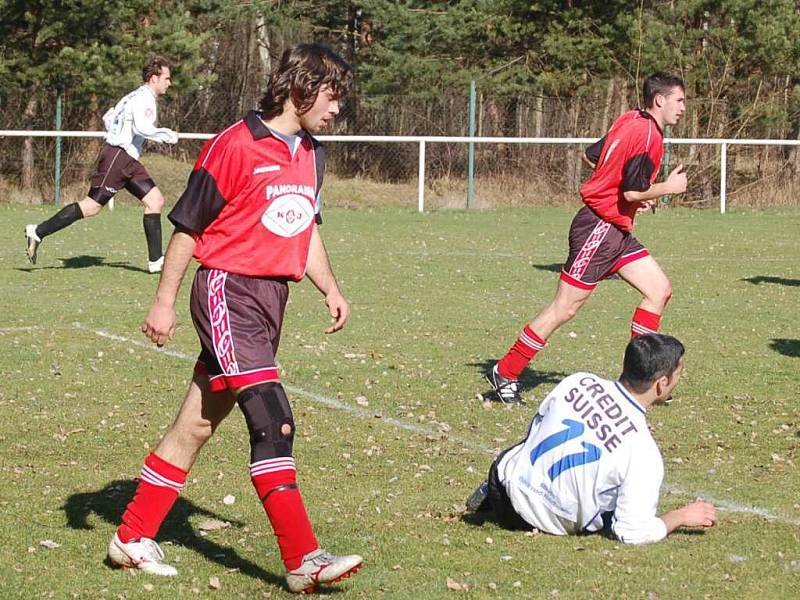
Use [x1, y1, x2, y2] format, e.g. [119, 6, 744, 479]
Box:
[487, 73, 688, 404]
[106, 44, 363, 594]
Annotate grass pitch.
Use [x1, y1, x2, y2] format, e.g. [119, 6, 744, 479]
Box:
[0, 203, 798, 599]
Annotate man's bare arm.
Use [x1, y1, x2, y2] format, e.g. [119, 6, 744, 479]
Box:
[623, 164, 687, 203]
[142, 229, 197, 346]
[304, 223, 349, 334]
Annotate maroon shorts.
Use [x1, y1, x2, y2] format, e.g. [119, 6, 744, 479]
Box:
[560, 206, 649, 290]
[190, 267, 289, 392]
[88, 143, 155, 205]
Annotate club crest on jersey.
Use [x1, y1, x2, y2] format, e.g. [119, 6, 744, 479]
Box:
[261, 193, 314, 237]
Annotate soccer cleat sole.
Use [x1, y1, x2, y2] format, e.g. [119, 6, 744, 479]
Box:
[298, 562, 363, 594]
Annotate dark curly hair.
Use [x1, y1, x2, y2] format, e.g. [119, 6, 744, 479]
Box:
[260, 43, 352, 119]
[142, 56, 171, 83]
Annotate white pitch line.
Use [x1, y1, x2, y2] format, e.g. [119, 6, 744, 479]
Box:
[72, 321, 797, 526]
[666, 486, 800, 526]
[0, 326, 41, 333]
[72, 322, 493, 453]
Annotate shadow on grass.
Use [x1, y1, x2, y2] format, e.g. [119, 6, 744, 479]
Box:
[470, 359, 567, 401]
[770, 339, 800, 358]
[16, 255, 149, 273]
[531, 263, 562, 274]
[62, 479, 343, 593]
[742, 276, 800, 287]
[531, 263, 622, 281]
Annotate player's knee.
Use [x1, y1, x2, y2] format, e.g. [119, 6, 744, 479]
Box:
[143, 191, 165, 213]
[650, 279, 672, 308]
[237, 382, 295, 462]
[79, 198, 103, 217]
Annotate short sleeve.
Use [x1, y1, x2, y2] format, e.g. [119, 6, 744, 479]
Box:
[168, 168, 226, 234]
[584, 135, 607, 165]
[168, 133, 243, 233]
[621, 153, 656, 192]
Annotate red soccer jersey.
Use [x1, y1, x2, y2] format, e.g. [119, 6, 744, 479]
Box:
[580, 110, 664, 232]
[169, 111, 324, 279]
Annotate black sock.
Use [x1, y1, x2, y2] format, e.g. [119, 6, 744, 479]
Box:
[35, 203, 83, 239]
[143, 213, 163, 262]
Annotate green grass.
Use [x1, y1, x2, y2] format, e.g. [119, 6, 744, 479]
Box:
[0, 204, 798, 599]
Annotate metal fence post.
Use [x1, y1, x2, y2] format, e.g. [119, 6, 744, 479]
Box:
[54, 87, 62, 205]
[467, 80, 476, 208]
[720, 142, 727, 214]
[418, 140, 426, 212]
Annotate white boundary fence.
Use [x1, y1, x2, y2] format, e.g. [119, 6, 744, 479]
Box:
[3, 130, 800, 213]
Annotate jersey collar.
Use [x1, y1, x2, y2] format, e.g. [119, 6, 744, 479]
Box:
[637, 109, 663, 135]
[245, 110, 273, 140]
[614, 381, 647, 415]
[244, 110, 311, 143]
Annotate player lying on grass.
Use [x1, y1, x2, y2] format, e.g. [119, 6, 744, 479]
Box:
[468, 334, 717, 543]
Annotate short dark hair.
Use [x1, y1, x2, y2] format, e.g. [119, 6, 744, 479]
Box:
[620, 334, 685, 393]
[259, 43, 352, 120]
[643, 72, 684, 108]
[142, 56, 170, 83]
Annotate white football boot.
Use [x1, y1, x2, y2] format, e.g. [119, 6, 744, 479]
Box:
[107, 532, 178, 576]
[286, 548, 363, 594]
[25, 224, 41, 265]
[147, 256, 165, 274]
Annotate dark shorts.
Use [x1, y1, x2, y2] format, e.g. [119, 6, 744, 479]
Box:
[88, 143, 155, 205]
[487, 448, 534, 531]
[190, 267, 289, 392]
[560, 206, 649, 290]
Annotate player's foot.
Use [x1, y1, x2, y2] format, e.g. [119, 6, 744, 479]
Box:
[286, 548, 363, 594]
[465, 480, 491, 512]
[107, 532, 178, 576]
[148, 256, 165, 274]
[25, 224, 41, 265]
[486, 364, 524, 405]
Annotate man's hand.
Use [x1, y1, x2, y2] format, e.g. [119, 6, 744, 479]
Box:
[664, 163, 687, 195]
[637, 199, 658, 214]
[324, 290, 349, 334]
[142, 301, 177, 346]
[678, 501, 717, 528]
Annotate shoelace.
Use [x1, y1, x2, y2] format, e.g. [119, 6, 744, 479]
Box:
[140, 538, 166, 561]
[305, 550, 337, 566]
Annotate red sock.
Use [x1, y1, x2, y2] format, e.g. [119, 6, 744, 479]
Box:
[117, 453, 186, 542]
[631, 307, 661, 337]
[251, 457, 318, 570]
[497, 325, 546, 380]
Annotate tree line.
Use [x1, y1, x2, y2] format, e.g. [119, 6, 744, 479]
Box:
[2, 0, 800, 206]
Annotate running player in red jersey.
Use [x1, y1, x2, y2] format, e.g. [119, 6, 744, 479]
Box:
[488, 73, 688, 404]
[107, 44, 363, 594]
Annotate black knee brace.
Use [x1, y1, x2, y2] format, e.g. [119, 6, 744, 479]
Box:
[237, 382, 295, 463]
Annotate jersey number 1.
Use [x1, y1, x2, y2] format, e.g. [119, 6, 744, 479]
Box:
[529, 419, 601, 481]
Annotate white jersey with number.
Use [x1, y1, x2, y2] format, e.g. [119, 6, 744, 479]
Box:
[102, 85, 177, 159]
[497, 372, 668, 544]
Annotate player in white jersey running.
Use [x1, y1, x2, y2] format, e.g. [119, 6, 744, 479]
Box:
[25, 56, 178, 273]
[467, 334, 716, 544]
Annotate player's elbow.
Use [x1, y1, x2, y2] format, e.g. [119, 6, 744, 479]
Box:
[623, 190, 643, 203]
